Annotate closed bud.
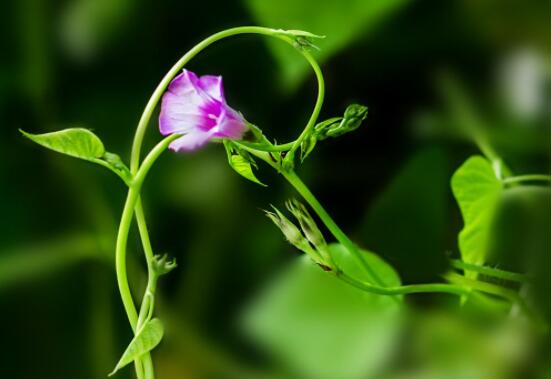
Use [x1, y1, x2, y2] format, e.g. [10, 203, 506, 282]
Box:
[264, 206, 330, 268]
[326, 104, 368, 138]
[264, 206, 311, 254]
[285, 199, 326, 250]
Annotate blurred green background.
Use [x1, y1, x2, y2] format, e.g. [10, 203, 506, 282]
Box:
[2, 0, 551, 378]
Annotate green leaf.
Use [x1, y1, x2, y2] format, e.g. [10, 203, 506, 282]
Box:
[224, 141, 266, 186]
[109, 318, 164, 376]
[21, 128, 105, 161]
[245, 0, 410, 89]
[451, 156, 502, 267]
[0, 234, 102, 292]
[230, 155, 266, 186]
[21, 128, 132, 184]
[242, 243, 403, 379]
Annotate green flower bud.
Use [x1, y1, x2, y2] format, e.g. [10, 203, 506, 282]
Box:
[264, 206, 311, 254]
[285, 199, 326, 250]
[265, 206, 333, 270]
[325, 104, 368, 138]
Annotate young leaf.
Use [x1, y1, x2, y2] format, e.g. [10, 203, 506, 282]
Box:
[451, 156, 502, 267]
[21, 128, 105, 161]
[223, 141, 266, 186]
[300, 134, 317, 162]
[230, 155, 266, 186]
[109, 318, 164, 376]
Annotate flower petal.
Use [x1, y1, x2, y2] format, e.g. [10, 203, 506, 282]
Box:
[168, 130, 214, 152]
[198, 75, 225, 102]
[159, 78, 218, 135]
[214, 107, 247, 139]
[167, 69, 200, 96]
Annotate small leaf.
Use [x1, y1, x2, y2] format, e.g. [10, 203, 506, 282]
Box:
[230, 155, 266, 186]
[109, 318, 164, 376]
[451, 156, 502, 267]
[21, 128, 105, 161]
[224, 141, 266, 186]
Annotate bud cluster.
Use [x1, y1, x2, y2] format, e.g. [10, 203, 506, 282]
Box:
[301, 104, 368, 162]
[264, 200, 334, 270]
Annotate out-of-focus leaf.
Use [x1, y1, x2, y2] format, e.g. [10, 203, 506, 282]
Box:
[0, 234, 102, 292]
[244, 0, 411, 89]
[59, 0, 136, 61]
[243, 243, 403, 379]
[359, 148, 449, 282]
[110, 318, 164, 376]
[451, 156, 502, 267]
[21, 128, 105, 161]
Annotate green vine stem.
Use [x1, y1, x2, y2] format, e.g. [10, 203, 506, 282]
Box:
[449, 259, 529, 283]
[115, 135, 177, 379]
[503, 174, 551, 185]
[115, 26, 327, 379]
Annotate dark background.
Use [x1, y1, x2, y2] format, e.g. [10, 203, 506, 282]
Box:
[1, 0, 551, 378]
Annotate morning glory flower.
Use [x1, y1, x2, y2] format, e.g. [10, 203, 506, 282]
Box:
[159, 69, 248, 151]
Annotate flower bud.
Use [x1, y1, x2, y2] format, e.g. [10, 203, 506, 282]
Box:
[264, 206, 311, 254]
[325, 104, 368, 138]
[286, 199, 327, 250]
[285, 199, 335, 269]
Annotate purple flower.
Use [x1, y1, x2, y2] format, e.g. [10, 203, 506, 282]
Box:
[159, 69, 248, 151]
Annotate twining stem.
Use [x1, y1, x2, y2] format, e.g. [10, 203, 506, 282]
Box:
[284, 51, 324, 162]
[116, 135, 178, 327]
[114, 135, 178, 379]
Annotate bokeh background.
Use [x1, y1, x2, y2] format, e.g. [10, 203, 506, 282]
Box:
[1, 0, 551, 378]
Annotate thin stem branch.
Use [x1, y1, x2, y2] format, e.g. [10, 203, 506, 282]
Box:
[503, 175, 551, 185]
[450, 259, 529, 283]
[336, 270, 468, 297]
[285, 51, 325, 161]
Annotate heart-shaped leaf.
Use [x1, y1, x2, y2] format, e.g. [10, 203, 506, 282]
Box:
[109, 318, 164, 376]
[451, 156, 502, 267]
